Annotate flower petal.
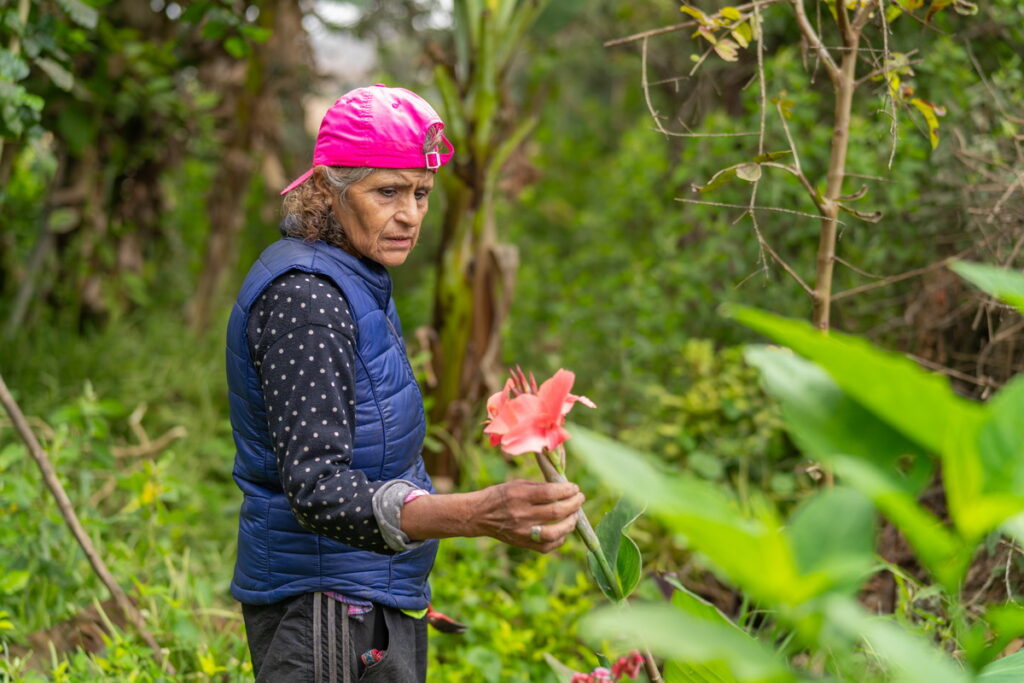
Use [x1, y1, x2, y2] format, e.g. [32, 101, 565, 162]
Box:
[500, 429, 550, 456]
[537, 369, 575, 418]
[544, 425, 572, 452]
[486, 378, 514, 417]
[562, 392, 596, 416]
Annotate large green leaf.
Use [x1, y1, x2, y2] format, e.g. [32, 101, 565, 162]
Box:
[787, 487, 876, 592]
[744, 347, 932, 495]
[826, 598, 969, 683]
[976, 375, 1024, 495]
[731, 308, 997, 543]
[963, 604, 1024, 672]
[569, 427, 815, 606]
[828, 454, 969, 590]
[951, 261, 1024, 314]
[977, 649, 1024, 682]
[54, 0, 99, 29]
[730, 307, 982, 461]
[744, 346, 968, 588]
[664, 659, 742, 683]
[582, 604, 796, 682]
[661, 580, 753, 682]
[543, 653, 580, 683]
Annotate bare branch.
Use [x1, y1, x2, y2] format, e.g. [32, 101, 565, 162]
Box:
[775, 102, 804, 174]
[852, 0, 879, 31]
[986, 171, 1024, 225]
[791, 0, 841, 81]
[641, 37, 670, 138]
[832, 255, 960, 301]
[112, 426, 188, 460]
[677, 197, 841, 222]
[753, 218, 816, 295]
[905, 353, 999, 388]
[761, 162, 827, 214]
[656, 130, 762, 138]
[834, 254, 884, 279]
[754, 3, 767, 157]
[835, 0, 854, 48]
[689, 45, 715, 77]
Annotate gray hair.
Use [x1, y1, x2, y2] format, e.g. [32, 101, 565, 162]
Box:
[279, 126, 445, 244]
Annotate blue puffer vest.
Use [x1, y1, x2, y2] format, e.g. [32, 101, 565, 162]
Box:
[226, 237, 437, 608]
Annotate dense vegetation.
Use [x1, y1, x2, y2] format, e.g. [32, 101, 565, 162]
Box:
[1, 0, 1022, 680]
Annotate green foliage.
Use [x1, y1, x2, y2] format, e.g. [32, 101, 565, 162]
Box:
[570, 270, 1024, 681]
[428, 536, 599, 683]
[617, 340, 795, 503]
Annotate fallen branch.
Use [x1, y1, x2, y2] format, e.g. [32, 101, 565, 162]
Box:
[0, 374, 173, 674]
[112, 426, 187, 460]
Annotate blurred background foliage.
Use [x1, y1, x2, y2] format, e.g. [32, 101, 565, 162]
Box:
[0, 0, 1022, 679]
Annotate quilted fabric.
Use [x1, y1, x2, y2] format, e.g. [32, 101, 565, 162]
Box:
[227, 237, 437, 607]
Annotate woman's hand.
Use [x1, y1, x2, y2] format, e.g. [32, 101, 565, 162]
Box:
[401, 480, 585, 553]
[473, 480, 585, 553]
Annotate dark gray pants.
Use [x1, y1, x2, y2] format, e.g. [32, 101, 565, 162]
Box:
[242, 593, 428, 683]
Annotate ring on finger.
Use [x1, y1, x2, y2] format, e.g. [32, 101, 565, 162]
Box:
[530, 525, 543, 543]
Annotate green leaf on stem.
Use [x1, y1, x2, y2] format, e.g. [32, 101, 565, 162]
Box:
[964, 604, 1024, 672]
[587, 497, 643, 601]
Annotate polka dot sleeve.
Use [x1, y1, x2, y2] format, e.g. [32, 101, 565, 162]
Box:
[246, 270, 395, 555]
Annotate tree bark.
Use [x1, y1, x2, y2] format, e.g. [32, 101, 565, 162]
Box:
[810, 2, 860, 331]
[187, 0, 311, 334]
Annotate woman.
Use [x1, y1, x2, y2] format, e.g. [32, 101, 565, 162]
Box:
[226, 84, 584, 683]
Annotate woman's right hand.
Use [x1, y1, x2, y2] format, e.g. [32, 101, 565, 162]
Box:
[471, 479, 585, 553]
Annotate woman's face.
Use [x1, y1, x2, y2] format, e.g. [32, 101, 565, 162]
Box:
[331, 168, 434, 267]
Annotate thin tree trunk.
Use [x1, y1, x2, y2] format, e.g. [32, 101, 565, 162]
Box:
[811, 6, 860, 331]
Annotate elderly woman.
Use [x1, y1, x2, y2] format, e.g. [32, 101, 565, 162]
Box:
[226, 84, 584, 683]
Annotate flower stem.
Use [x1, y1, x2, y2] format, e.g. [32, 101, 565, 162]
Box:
[535, 451, 622, 601]
[535, 449, 663, 682]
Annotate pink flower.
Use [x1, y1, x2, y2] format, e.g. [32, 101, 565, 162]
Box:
[611, 651, 644, 679]
[484, 369, 595, 455]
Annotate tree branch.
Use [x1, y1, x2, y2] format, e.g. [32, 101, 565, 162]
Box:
[835, 0, 854, 47]
[831, 255, 959, 300]
[677, 197, 841, 222]
[790, 0, 841, 82]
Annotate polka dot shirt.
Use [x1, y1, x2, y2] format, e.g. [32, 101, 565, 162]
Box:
[246, 270, 394, 555]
